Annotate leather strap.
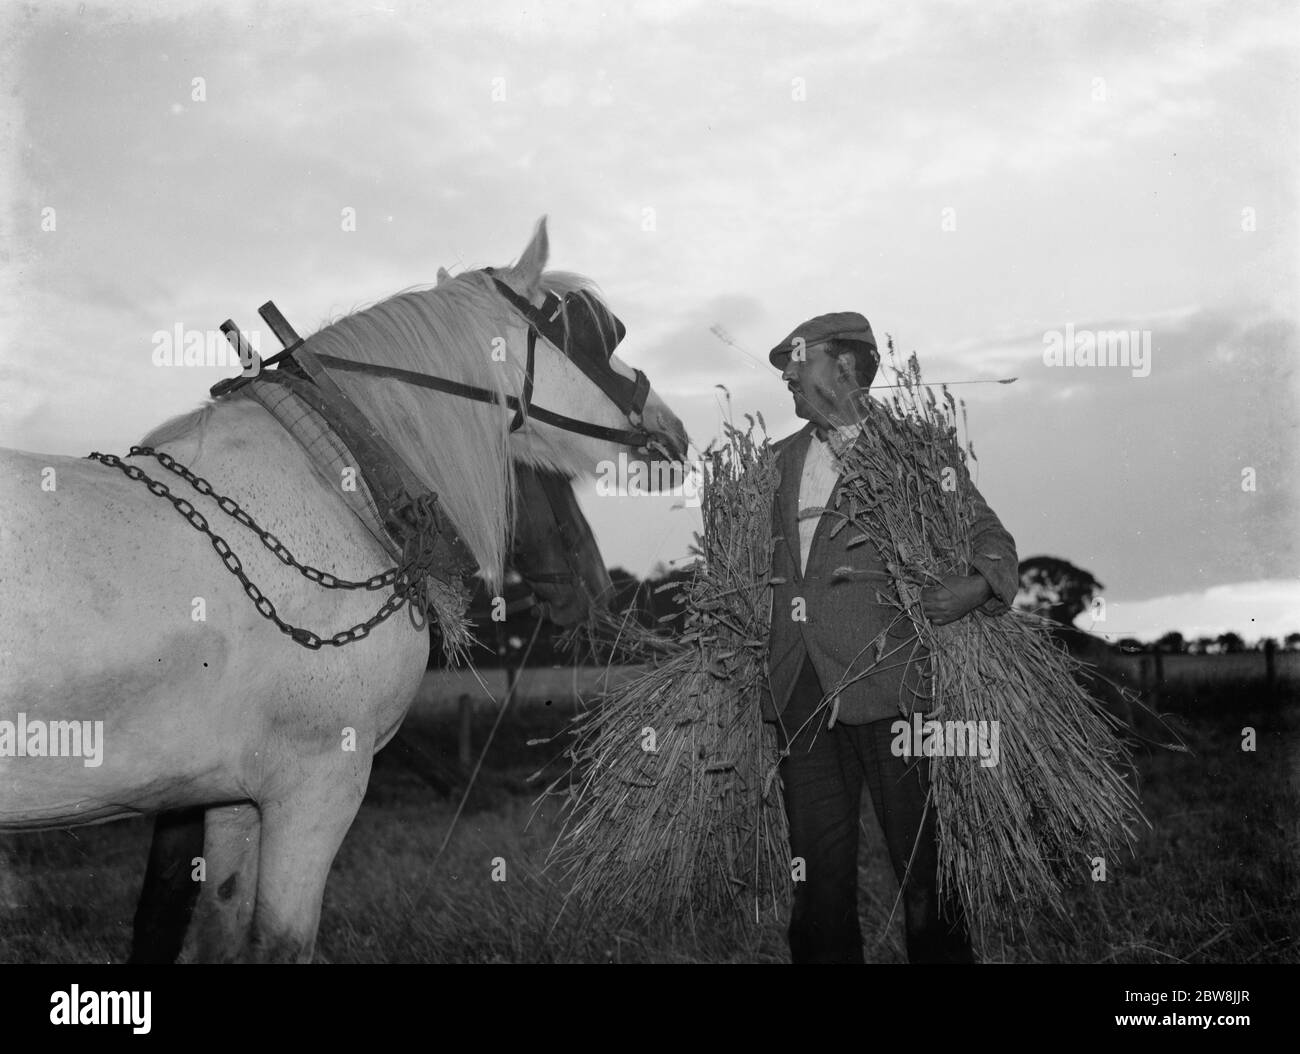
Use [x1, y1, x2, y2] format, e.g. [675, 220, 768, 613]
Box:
[308, 352, 652, 447]
[509, 328, 536, 433]
[276, 351, 477, 578]
[489, 275, 648, 422]
[213, 289, 653, 445]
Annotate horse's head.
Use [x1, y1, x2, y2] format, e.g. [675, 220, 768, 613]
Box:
[303, 219, 690, 591]
[509, 460, 613, 626]
[472, 217, 690, 474]
[463, 460, 613, 628]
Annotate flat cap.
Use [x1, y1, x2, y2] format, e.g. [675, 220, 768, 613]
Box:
[768, 311, 878, 368]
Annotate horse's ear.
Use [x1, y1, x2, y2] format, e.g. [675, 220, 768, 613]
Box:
[511, 216, 549, 296]
[436, 266, 451, 285]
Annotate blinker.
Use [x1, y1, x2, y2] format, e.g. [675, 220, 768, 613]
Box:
[490, 273, 626, 364]
[542, 289, 626, 364]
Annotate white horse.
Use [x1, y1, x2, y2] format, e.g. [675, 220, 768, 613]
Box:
[0, 218, 688, 962]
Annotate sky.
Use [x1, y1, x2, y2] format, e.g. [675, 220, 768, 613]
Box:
[1, 0, 1297, 643]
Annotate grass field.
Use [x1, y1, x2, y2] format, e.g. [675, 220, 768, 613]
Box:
[0, 676, 1296, 963]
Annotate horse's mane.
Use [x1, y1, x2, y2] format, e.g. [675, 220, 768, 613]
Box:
[142, 269, 606, 590]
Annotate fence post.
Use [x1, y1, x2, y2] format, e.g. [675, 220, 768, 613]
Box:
[1265, 639, 1277, 699]
[506, 660, 520, 701]
[457, 693, 473, 771]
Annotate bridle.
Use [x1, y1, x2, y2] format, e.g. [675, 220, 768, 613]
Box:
[229, 271, 656, 449]
[100, 272, 660, 653]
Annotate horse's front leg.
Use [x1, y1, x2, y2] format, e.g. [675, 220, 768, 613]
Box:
[247, 751, 374, 964]
[244, 748, 377, 966]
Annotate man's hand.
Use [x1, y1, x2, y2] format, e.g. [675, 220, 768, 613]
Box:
[920, 574, 992, 626]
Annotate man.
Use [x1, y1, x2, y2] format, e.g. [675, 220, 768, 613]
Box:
[764, 311, 1019, 964]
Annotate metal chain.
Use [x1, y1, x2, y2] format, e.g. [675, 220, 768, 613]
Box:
[86, 448, 436, 649]
[128, 445, 396, 591]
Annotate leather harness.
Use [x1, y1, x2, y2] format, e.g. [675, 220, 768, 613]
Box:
[207, 276, 652, 578]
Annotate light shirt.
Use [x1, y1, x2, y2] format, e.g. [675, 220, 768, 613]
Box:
[797, 424, 861, 574]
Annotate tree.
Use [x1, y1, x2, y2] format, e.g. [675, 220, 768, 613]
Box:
[1016, 555, 1105, 626]
[644, 563, 695, 636]
[1014, 557, 1134, 725]
[606, 566, 648, 621]
[1285, 632, 1300, 652]
[1216, 632, 1246, 654]
[1154, 631, 1185, 654]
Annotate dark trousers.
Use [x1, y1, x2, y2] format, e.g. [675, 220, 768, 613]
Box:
[778, 654, 973, 964]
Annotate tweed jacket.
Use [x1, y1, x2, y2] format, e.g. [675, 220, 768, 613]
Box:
[762, 421, 1019, 726]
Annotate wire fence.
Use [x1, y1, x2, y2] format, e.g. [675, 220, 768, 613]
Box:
[412, 651, 1299, 715]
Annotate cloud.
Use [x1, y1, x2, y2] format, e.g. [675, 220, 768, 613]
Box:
[962, 303, 1298, 601]
[1098, 578, 1300, 642]
[2, 0, 1295, 597]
